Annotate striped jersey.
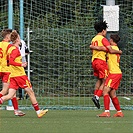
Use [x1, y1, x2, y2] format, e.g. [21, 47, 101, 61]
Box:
[91, 35, 110, 62]
[107, 45, 122, 74]
[8, 45, 26, 77]
[0, 41, 12, 72]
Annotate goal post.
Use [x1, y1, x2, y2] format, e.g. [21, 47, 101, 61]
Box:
[0, 0, 132, 110]
[103, 0, 119, 110]
[6, 0, 14, 110]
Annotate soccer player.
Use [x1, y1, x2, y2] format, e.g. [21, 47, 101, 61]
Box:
[0, 29, 25, 116]
[90, 21, 122, 109]
[0, 30, 48, 118]
[96, 34, 124, 117]
[19, 39, 29, 63]
[18, 39, 30, 100]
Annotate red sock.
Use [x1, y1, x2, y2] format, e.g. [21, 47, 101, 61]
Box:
[0, 93, 3, 98]
[11, 97, 18, 110]
[94, 90, 98, 95]
[96, 90, 103, 97]
[0, 98, 3, 104]
[104, 95, 110, 110]
[32, 103, 40, 111]
[112, 97, 121, 111]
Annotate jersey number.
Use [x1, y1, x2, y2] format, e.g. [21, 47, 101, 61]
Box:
[91, 41, 98, 46]
[0, 48, 3, 58]
[116, 54, 120, 63]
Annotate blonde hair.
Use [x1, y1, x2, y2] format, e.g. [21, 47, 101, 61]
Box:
[10, 30, 19, 43]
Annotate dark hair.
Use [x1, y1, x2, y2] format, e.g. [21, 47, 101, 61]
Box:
[10, 30, 19, 43]
[110, 34, 120, 43]
[94, 21, 108, 33]
[1, 29, 12, 38]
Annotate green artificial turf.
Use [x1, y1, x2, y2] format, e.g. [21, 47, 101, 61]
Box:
[0, 110, 133, 133]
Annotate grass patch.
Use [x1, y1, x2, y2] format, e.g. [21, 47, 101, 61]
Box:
[0, 110, 133, 133]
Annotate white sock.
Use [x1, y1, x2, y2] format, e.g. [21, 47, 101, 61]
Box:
[95, 95, 99, 100]
[36, 110, 40, 114]
[105, 110, 109, 112]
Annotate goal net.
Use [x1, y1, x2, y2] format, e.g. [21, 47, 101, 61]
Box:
[0, 0, 133, 110]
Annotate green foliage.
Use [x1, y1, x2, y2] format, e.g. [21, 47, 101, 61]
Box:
[0, 0, 132, 97]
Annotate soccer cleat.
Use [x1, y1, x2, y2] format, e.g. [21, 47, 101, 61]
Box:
[97, 112, 110, 117]
[37, 109, 48, 118]
[113, 112, 124, 117]
[14, 110, 26, 117]
[92, 96, 100, 109]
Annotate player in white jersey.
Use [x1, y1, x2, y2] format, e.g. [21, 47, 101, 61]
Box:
[18, 39, 29, 100]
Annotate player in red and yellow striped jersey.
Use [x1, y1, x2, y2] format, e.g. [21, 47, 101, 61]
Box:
[0, 30, 48, 118]
[97, 34, 124, 117]
[90, 21, 122, 109]
[0, 29, 25, 116]
[0, 29, 12, 94]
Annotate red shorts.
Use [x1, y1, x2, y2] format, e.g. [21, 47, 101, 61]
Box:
[9, 75, 32, 90]
[92, 59, 108, 79]
[0, 72, 10, 83]
[104, 73, 122, 90]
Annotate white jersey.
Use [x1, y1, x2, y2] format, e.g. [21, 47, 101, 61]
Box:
[19, 39, 28, 62]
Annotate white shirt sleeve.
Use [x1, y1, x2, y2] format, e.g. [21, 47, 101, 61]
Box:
[19, 39, 27, 57]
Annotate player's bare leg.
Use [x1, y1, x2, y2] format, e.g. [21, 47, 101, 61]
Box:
[25, 87, 48, 118]
[0, 82, 10, 97]
[0, 89, 25, 116]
